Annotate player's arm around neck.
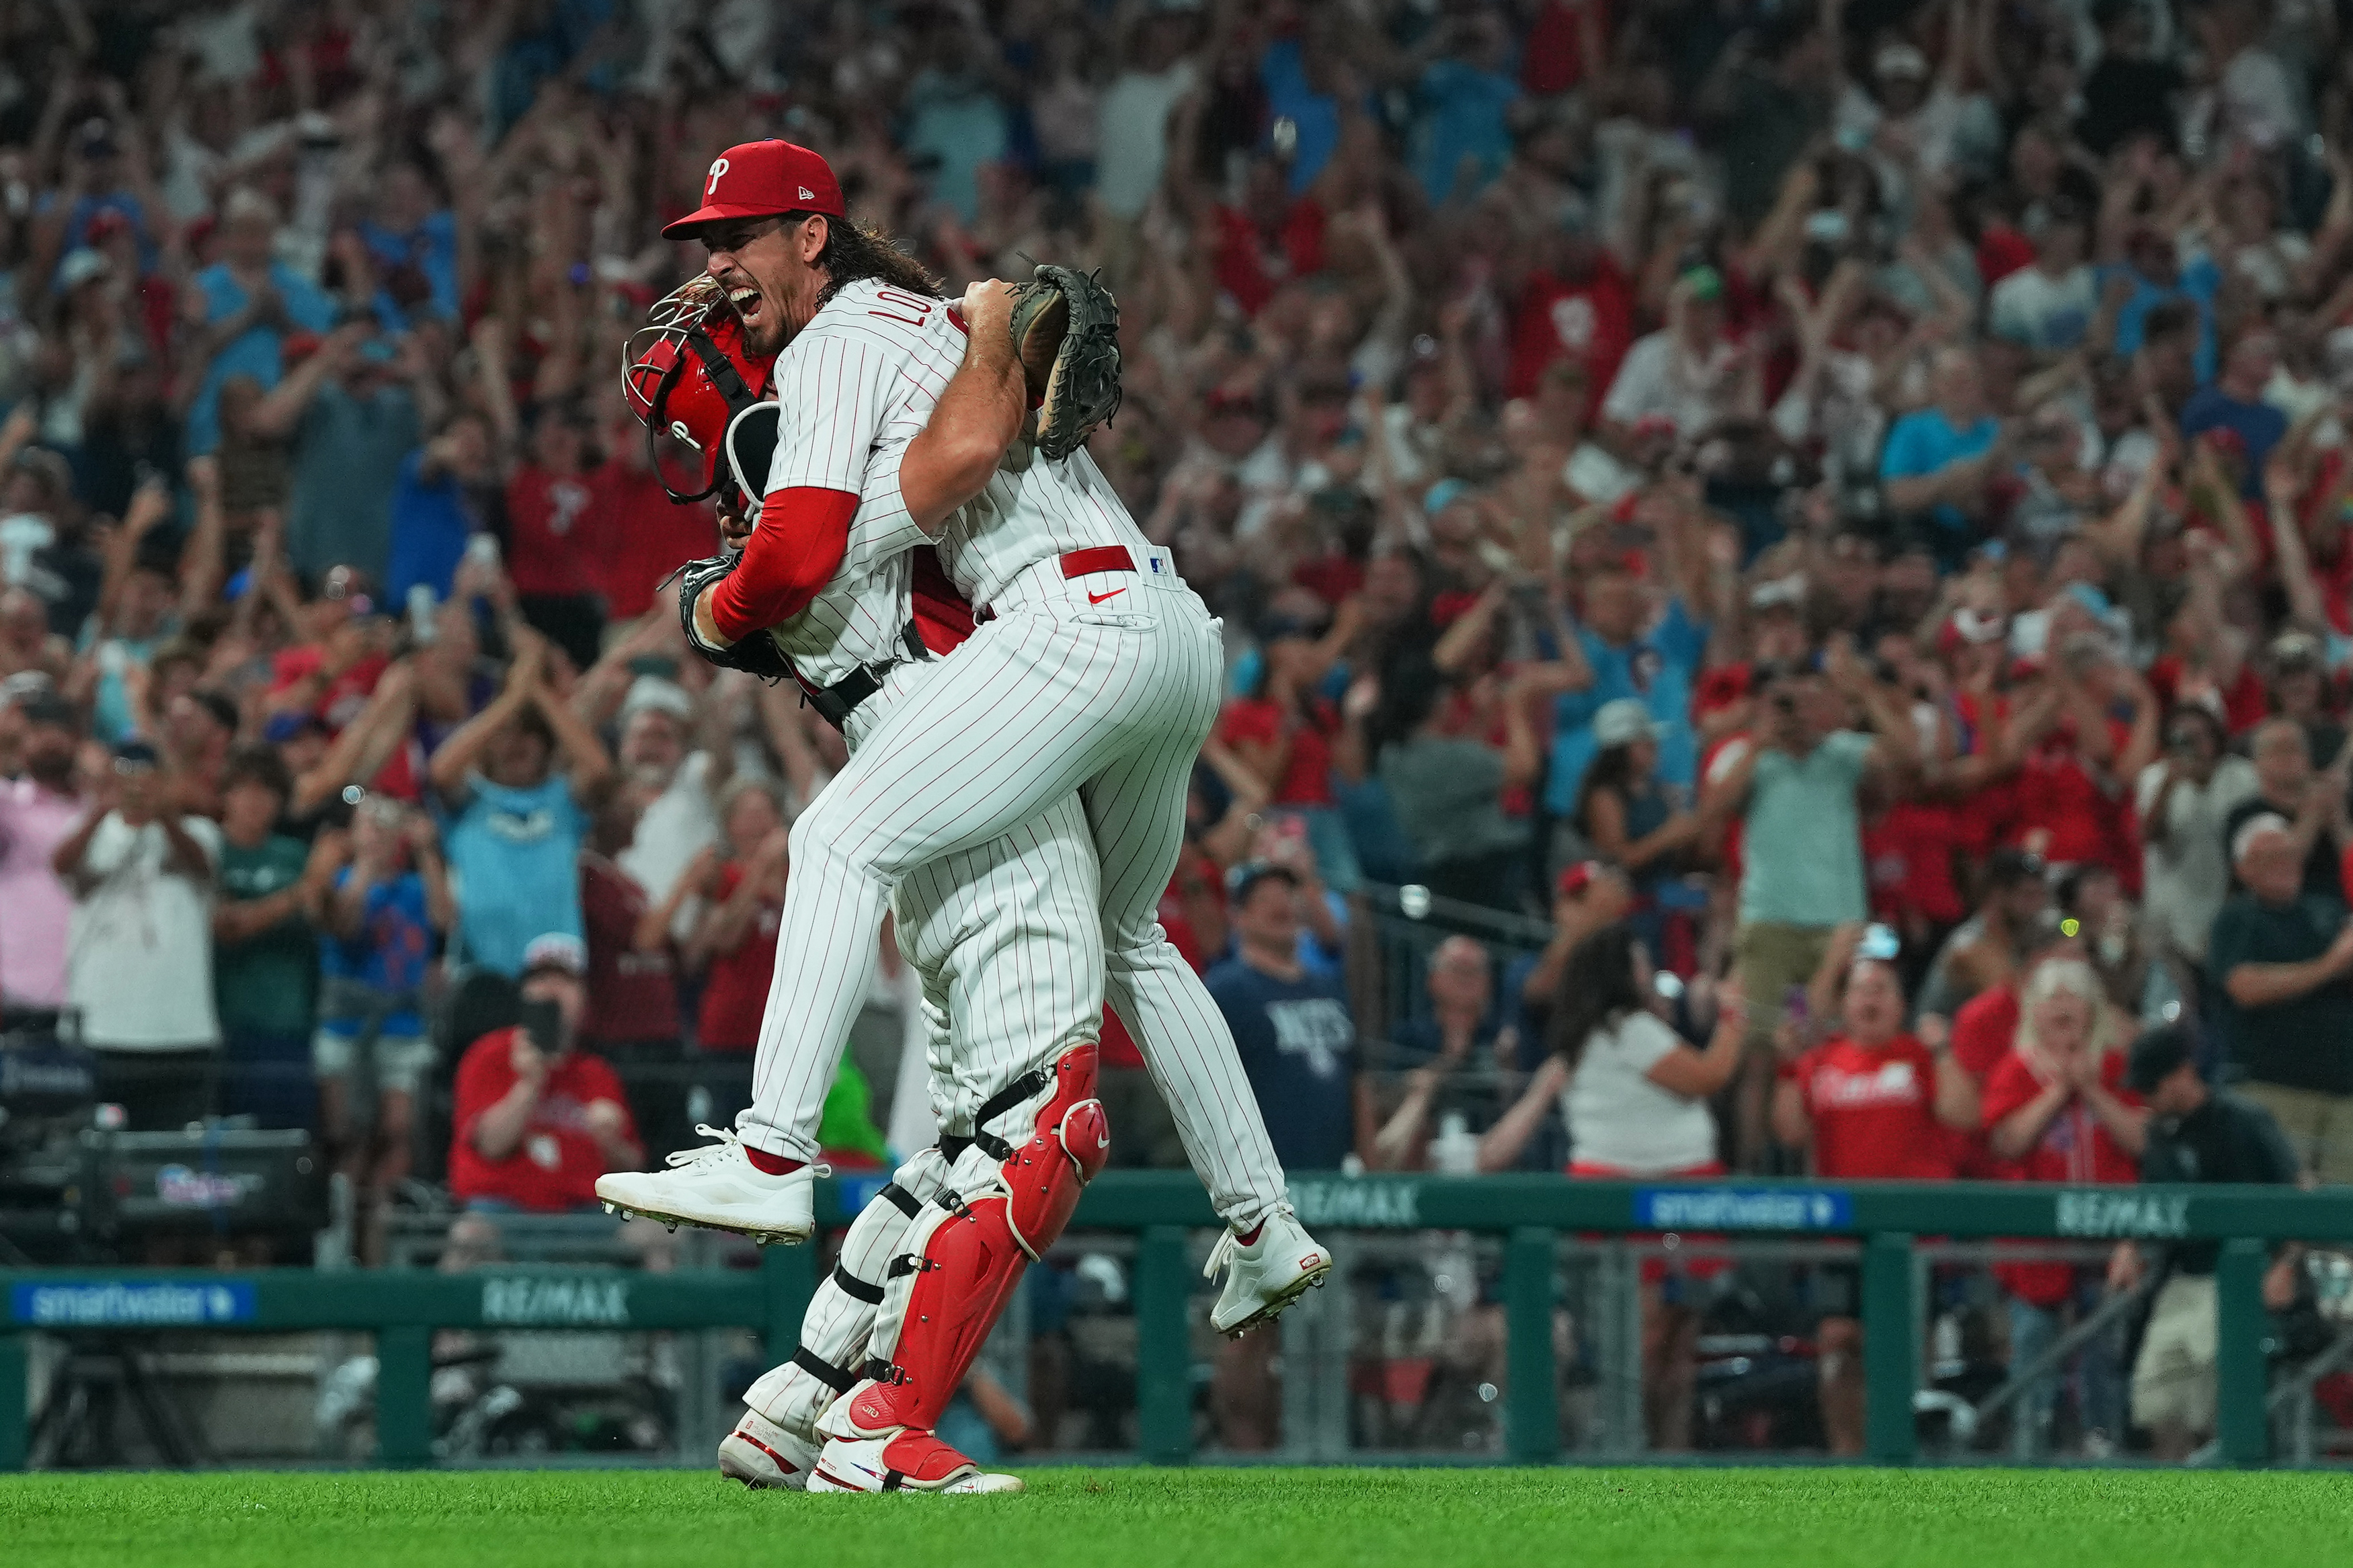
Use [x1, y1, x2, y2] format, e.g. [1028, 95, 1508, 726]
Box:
[898, 279, 1029, 534]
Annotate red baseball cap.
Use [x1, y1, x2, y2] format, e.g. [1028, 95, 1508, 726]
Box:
[663, 140, 846, 240]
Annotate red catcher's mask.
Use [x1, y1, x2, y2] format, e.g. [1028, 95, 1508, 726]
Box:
[621, 278, 774, 504]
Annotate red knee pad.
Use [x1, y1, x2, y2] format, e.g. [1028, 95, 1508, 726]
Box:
[1005, 1043, 1109, 1256]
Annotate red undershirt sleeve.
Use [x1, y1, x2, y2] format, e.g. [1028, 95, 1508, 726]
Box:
[708, 486, 859, 641]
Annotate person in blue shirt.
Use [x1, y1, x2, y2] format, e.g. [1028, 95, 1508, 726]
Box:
[387, 410, 498, 605]
[428, 631, 614, 977]
[1205, 864, 1370, 1172]
[317, 794, 455, 1256]
[1544, 550, 1712, 851]
[358, 163, 462, 325]
[2098, 224, 2221, 383]
[1879, 347, 2006, 566]
[182, 189, 339, 456]
[2178, 325, 2285, 501]
[1412, 13, 1520, 204]
[1259, 19, 1368, 195]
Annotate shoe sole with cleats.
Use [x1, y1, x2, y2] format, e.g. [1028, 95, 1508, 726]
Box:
[1214, 1251, 1334, 1337]
[595, 1194, 812, 1247]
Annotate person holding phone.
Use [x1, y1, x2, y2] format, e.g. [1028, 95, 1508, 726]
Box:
[448, 932, 641, 1213]
[316, 795, 454, 1262]
[53, 738, 225, 1128]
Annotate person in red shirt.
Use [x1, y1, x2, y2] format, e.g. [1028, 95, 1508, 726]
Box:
[1980, 958, 2146, 1454]
[592, 402, 716, 622]
[448, 934, 643, 1212]
[1206, 157, 1326, 317]
[689, 780, 791, 1077]
[1773, 953, 1979, 1454]
[1505, 221, 1634, 409]
[1943, 913, 2083, 1172]
[505, 401, 610, 671]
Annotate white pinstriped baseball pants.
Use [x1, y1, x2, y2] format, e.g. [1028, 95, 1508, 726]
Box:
[749, 788, 1101, 1444]
[737, 567, 1289, 1231]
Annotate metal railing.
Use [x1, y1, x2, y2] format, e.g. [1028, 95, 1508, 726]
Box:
[3, 1171, 2347, 1469]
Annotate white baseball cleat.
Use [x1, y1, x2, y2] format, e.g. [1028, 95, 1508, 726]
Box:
[718, 1408, 815, 1490]
[1206, 1204, 1332, 1337]
[594, 1126, 823, 1245]
[806, 1432, 1023, 1494]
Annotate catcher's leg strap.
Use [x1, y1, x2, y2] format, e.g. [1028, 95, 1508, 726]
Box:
[746, 1154, 944, 1438]
[824, 1045, 1108, 1439]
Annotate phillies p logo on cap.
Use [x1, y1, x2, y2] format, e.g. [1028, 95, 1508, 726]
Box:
[665, 140, 847, 239]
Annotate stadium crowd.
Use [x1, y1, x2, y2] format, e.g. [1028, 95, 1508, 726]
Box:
[0, 0, 2348, 1459]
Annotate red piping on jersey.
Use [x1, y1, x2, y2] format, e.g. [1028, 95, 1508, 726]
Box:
[709, 487, 859, 642]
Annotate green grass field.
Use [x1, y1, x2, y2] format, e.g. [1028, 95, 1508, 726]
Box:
[5, 1467, 2349, 1567]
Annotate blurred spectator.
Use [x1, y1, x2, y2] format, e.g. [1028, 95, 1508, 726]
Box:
[2207, 815, 2353, 1181]
[0, 690, 85, 1030]
[183, 188, 336, 459]
[1480, 925, 1745, 1449]
[387, 410, 497, 608]
[580, 666, 726, 918]
[246, 319, 435, 585]
[1710, 647, 1918, 1169]
[211, 742, 330, 1128]
[428, 631, 612, 976]
[1544, 536, 1708, 839]
[1879, 348, 2003, 566]
[1505, 860, 1634, 1054]
[1773, 952, 1978, 1454]
[1371, 935, 1511, 1168]
[688, 778, 791, 1114]
[53, 739, 223, 1128]
[2112, 1025, 2303, 1462]
[448, 932, 641, 1212]
[1369, 655, 1546, 911]
[2222, 719, 2344, 901]
[577, 791, 687, 1157]
[1208, 863, 1370, 1171]
[1981, 959, 2147, 1455]
[505, 401, 607, 670]
[317, 794, 453, 1263]
[1565, 697, 1699, 930]
[2137, 704, 2258, 1013]
[1917, 849, 2052, 1022]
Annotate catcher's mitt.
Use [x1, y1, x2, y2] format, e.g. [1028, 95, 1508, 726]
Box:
[676, 553, 796, 682]
[1009, 263, 1122, 463]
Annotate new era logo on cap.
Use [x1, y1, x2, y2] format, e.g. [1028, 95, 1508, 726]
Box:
[664, 140, 847, 239]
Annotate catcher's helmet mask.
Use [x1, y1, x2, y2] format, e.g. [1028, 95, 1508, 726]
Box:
[621, 278, 774, 505]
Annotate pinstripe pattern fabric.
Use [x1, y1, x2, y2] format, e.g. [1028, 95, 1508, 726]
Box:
[737, 577, 1289, 1230]
[894, 788, 1103, 1130]
[751, 280, 965, 688]
[745, 1146, 949, 1442]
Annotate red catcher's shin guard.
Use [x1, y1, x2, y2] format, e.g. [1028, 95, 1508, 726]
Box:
[845, 1196, 1030, 1436]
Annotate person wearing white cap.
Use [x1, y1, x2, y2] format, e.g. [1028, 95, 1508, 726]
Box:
[2206, 815, 2353, 1183]
[1567, 698, 1699, 925]
[446, 932, 643, 1213]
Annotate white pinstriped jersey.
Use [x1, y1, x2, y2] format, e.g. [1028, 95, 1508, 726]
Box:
[749, 278, 966, 688]
[929, 445, 1160, 611]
